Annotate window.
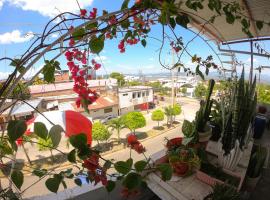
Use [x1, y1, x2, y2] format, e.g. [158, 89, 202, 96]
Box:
[137, 92, 141, 98]
[142, 92, 145, 97]
[146, 91, 149, 96]
[104, 107, 113, 113]
[122, 93, 128, 96]
[132, 92, 136, 99]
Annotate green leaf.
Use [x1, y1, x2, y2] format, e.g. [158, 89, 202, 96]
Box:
[62, 180, 67, 189]
[49, 125, 63, 147]
[67, 149, 77, 163]
[157, 163, 173, 181]
[0, 142, 13, 155]
[122, 172, 141, 190]
[34, 122, 48, 140]
[196, 65, 204, 80]
[74, 178, 82, 186]
[33, 169, 47, 178]
[141, 39, 146, 48]
[176, 14, 190, 28]
[114, 160, 131, 175]
[85, 22, 98, 30]
[134, 160, 147, 172]
[182, 137, 194, 146]
[11, 170, 24, 190]
[225, 13, 235, 24]
[72, 28, 86, 41]
[169, 17, 176, 29]
[45, 178, 61, 193]
[256, 21, 264, 30]
[69, 133, 87, 149]
[121, 19, 130, 29]
[126, 158, 133, 169]
[10, 59, 25, 73]
[241, 18, 249, 29]
[121, 0, 130, 10]
[7, 120, 27, 142]
[89, 35, 104, 54]
[42, 60, 57, 83]
[106, 180, 116, 192]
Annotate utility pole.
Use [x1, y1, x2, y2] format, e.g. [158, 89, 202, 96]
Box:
[171, 49, 175, 106]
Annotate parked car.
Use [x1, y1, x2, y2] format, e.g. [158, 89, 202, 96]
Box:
[148, 102, 155, 109]
[100, 115, 116, 124]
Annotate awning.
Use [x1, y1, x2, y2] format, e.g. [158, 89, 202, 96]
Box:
[2, 99, 42, 117]
[177, 0, 270, 43]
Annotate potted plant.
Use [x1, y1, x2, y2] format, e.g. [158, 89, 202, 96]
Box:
[195, 79, 215, 143]
[161, 137, 200, 177]
[246, 145, 267, 190]
[203, 184, 241, 200]
[209, 100, 222, 142]
[217, 69, 257, 170]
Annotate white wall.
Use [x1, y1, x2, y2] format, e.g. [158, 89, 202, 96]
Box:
[89, 106, 118, 119]
[118, 88, 153, 109]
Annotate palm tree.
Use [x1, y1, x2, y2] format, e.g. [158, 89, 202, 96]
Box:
[108, 117, 126, 144]
[164, 106, 173, 126]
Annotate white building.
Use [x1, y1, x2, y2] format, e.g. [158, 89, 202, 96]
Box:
[163, 76, 197, 88]
[118, 86, 153, 114]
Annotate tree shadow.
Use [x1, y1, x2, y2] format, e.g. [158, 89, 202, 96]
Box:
[136, 132, 148, 140]
[172, 121, 180, 125]
[153, 126, 165, 131]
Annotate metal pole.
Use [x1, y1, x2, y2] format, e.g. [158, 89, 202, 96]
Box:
[171, 49, 175, 106]
[250, 40, 254, 84]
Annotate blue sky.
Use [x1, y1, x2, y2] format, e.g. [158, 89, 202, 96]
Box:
[0, 0, 269, 82]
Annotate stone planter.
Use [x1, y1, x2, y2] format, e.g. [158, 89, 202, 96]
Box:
[217, 140, 243, 171]
[196, 170, 224, 186]
[198, 125, 212, 143]
[245, 175, 261, 191]
[196, 168, 241, 191]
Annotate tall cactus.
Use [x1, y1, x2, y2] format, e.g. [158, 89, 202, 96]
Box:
[222, 68, 257, 154]
[195, 79, 215, 132]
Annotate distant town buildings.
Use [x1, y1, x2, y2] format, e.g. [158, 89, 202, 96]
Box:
[118, 86, 154, 114]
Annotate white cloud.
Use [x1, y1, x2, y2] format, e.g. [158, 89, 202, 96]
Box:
[0, 30, 34, 44]
[7, 0, 94, 18]
[0, 71, 10, 80]
[246, 58, 258, 63]
[0, 0, 4, 10]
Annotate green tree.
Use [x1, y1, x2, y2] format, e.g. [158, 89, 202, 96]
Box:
[108, 117, 126, 144]
[181, 87, 187, 95]
[194, 83, 206, 98]
[146, 81, 162, 92]
[123, 112, 146, 134]
[257, 84, 270, 104]
[0, 81, 30, 99]
[110, 72, 125, 86]
[151, 109, 165, 127]
[164, 106, 174, 126]
[92, 122, 111, 145]
[32, 77, 46, 85]
[172, 104, 182, 121]
[126, 80, 140, 86]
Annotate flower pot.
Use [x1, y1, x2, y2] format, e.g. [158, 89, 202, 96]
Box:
[198, 125, 212, 143]
[245, 175, 261, 191]
[171, 161, 190, 177]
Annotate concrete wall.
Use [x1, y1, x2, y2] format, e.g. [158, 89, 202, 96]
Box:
[88, 106, 118, 119]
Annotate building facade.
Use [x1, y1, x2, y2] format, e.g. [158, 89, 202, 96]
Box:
[118, 86, 153, 114]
